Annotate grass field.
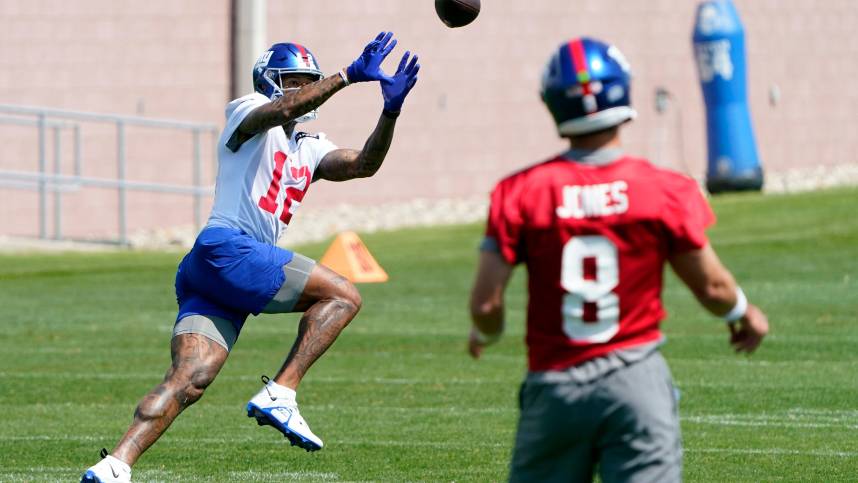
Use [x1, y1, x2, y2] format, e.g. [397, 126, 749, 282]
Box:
[1, 187, 857, 482]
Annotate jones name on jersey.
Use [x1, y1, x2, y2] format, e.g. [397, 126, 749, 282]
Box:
[556, 181, 629, 219]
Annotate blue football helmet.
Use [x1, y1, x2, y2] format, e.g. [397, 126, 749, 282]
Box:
[253, 43, 324, 122]
[541, 37, 637, 136]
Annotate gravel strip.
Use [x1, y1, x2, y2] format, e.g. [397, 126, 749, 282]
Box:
[3, 164, 857, 253]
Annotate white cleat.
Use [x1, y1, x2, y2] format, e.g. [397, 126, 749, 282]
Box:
[80, 449, 131, 483]
[246, 376, 324, 451]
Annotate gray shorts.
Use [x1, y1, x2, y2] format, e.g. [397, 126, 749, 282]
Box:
[173, 253, 315, 351]
[509, 350, 682, 483]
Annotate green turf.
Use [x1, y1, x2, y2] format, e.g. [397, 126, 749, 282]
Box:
[1, 187, 857, 482]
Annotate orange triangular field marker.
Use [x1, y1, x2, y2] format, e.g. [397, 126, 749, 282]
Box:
[319, 231, 389, 283]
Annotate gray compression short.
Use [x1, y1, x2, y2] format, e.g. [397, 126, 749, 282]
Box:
[172, 253, 316, 351]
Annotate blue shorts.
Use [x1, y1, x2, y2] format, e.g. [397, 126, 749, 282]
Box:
[175, 226, 293, 333]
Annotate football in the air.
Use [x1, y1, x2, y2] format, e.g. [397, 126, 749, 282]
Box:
[435, 0, 481, 28]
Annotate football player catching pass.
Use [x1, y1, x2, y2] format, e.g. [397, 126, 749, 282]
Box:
[82, 31, 419, 482]
[468, 37, 769, 483]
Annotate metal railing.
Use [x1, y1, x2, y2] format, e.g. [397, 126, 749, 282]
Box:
[0, 104, 219, 245]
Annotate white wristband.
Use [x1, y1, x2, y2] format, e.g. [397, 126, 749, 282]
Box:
[471, 326, 502, 345]
[339, 69, 350, 86]
[724, 286, 748, 322]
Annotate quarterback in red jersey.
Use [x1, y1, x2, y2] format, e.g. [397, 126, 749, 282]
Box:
[468, 37, 769, 483]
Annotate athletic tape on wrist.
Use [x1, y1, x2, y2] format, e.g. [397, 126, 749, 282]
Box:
[724, 286, 748, 322]
[339, 69, 350, 86]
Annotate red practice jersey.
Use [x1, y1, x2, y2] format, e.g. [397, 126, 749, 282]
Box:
[486, 155, 715, 371]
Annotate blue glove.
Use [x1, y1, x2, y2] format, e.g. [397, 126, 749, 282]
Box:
[346, 31, 397, 83]
[381, 51, 420, 113]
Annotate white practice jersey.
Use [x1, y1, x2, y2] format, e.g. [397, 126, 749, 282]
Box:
[207, 93, 337, 245]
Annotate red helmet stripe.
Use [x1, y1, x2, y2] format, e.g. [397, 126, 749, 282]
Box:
[294, 44, 311, 67]
[568, 39, 593, 95]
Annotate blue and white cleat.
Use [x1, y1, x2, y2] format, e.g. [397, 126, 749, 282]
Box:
[246, 376, 324, 452]
[80, 449, 131, 483]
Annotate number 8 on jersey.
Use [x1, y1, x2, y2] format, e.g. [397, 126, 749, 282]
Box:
[561, 235, 620, 343]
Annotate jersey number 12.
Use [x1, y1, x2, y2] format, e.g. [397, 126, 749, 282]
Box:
[258, 151, 310, 224]
[560, 235, 620, 343]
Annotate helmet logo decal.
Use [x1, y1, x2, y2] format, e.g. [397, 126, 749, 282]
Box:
[569, 39, 599, 114]
[255, 50, 274, 69]
[607, 84, 625, 103]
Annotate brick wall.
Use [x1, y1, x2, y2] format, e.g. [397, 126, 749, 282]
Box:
[1, 0, 855, 239]
[0, 0, 229, 238]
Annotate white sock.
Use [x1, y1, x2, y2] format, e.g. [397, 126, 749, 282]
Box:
[105, 455, 131, 474]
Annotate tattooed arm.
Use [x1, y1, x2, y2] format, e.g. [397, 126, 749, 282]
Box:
[313, 50, 420, 182]
[227, 31, 402, 152]
[227, 75, 348, 152]
[314, 112, 398, 182]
